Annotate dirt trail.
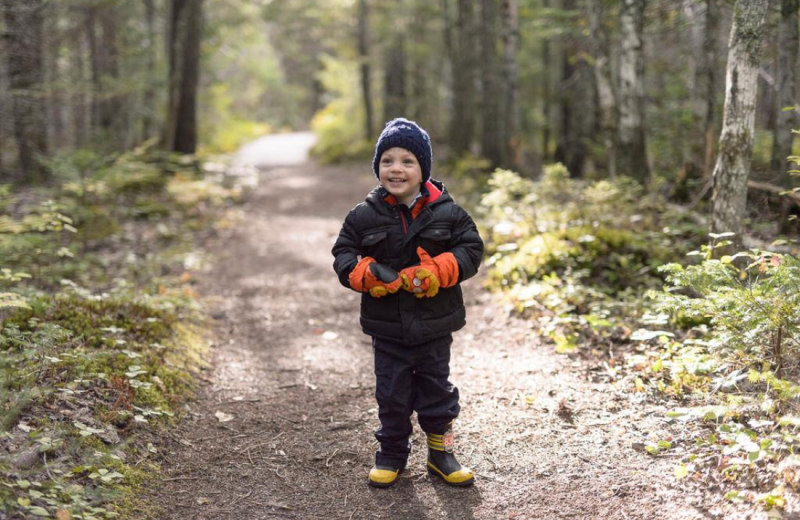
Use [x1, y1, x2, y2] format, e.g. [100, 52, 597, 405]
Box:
[151, 159, 718, 520]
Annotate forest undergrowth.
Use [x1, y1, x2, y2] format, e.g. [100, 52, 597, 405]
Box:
[478, 164, 800, 514]
[0, 147, 248, 519]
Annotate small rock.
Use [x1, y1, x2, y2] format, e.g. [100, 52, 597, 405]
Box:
[73, 407, 94, 424]
[151, 375, 167, 392]
[214, 411, 234, 422]
[13, 447, 40, 469]
[98, 428, 121, 445]
[631, 442, 646, 453]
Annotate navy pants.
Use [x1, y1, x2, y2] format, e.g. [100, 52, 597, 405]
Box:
[372, 334, 460, 469]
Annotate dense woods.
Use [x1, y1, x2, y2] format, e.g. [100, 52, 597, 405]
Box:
[3, 0, 797, 236]
[3, 0, 800, 518]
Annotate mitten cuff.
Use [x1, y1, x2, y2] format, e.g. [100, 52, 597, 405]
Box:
[348, 257, 376, 292]
[433, 252, 459, 288]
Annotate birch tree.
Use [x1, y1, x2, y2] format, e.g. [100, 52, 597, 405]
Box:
[617, 0, 648, 183]
[710, 0, 770, 240]
[682, 0, 719, 179]
[588, 0, 617, 178]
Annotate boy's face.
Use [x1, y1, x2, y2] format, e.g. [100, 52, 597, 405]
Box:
[378, 147, 423, 206]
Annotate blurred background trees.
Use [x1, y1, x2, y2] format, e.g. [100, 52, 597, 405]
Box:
[0, 0, 796, 236]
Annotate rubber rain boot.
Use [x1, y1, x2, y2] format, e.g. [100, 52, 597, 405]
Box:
[426, 426, 475, 486]
[368, 464, 403, 488]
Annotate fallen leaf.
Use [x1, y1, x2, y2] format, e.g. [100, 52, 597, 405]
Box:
[214, 411, 234, 422]
[55, 510, 72, 520]
[265, 502, 294, 511]
[197, 497, 210, 505]
[321, 331, 338, 340]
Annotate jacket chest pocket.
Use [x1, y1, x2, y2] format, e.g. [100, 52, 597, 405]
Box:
[416, 227, 451, 257]
[361, 231, 389, 261]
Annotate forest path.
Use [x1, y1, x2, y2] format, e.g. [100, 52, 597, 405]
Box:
[150, 149, 715, 519]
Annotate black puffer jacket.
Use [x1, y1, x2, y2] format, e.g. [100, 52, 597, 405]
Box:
[332, 180, 483, 345]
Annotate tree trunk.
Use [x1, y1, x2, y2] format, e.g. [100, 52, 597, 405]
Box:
[617, 0, 649, 183]
[541, 0, 553, 162]
[0, 14, 8, 180]
[770, 0, 799, 183]
[556, 0, 594, 178]
[142, 0, 158, 141]
[383, 42, 407, 122]
[357, 0, 374, 139]
[164, 0, 203, 154]
[702, 0, 720, 178]
[681, 0, 718, 181]
[480, 0, 504, 170]
[71, 19, 90, 149]
[87, 4, 123, 149]
[43, 4, 63, 151]
[449, 0, 477, 156]
[408, 4, 429, 124]
[501, 0, 520, 169]
[710, 0, 770, 243]
[588, 0, 618, 178]
[441, 0, 454, 140]
[4, 0, 48, 183]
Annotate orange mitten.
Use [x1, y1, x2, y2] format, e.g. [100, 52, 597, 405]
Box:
[349, 257, 403, 298]
[400, 247, 460, 298]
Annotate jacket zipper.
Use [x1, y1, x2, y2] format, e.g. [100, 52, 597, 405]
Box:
[399, 210, 408, 234]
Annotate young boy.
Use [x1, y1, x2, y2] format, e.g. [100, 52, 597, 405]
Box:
[331, 118, 483, 488]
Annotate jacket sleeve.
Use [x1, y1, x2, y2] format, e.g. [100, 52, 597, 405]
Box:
[332, 209, 363, 290]
[449, 205, 484, 283]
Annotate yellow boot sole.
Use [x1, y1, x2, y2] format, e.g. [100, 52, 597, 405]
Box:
[368, 467, 402, 488]
[426, 460, 475, 487]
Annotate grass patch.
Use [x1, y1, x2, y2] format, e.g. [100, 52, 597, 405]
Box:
[0, 148, 246, 518]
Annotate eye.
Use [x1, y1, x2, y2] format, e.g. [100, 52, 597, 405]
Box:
[403, 159, 413, 165]
[381, 158, 391, 164]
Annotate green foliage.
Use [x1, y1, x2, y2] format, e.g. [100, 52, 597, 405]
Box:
[0, 149, 236, 519]
[659, 246, 800, 363]
[310, 55, 372, 164]
[478, 161, 800, 502]
[480, 165, 701, 329]
[200, 84, 273, 154]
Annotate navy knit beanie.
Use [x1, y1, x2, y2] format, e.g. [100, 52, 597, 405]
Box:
[372, 118, 433, 183]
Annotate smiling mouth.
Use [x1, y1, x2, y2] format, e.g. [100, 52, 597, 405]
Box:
[388, 178, 406, 183]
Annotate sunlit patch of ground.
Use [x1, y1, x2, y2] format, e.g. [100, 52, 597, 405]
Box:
[147, 155, 775, 520]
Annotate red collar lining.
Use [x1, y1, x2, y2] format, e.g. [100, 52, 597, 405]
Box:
[383, 181, 442, 219]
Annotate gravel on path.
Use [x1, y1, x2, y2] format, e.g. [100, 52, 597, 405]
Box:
[148, 161, 732, 520]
